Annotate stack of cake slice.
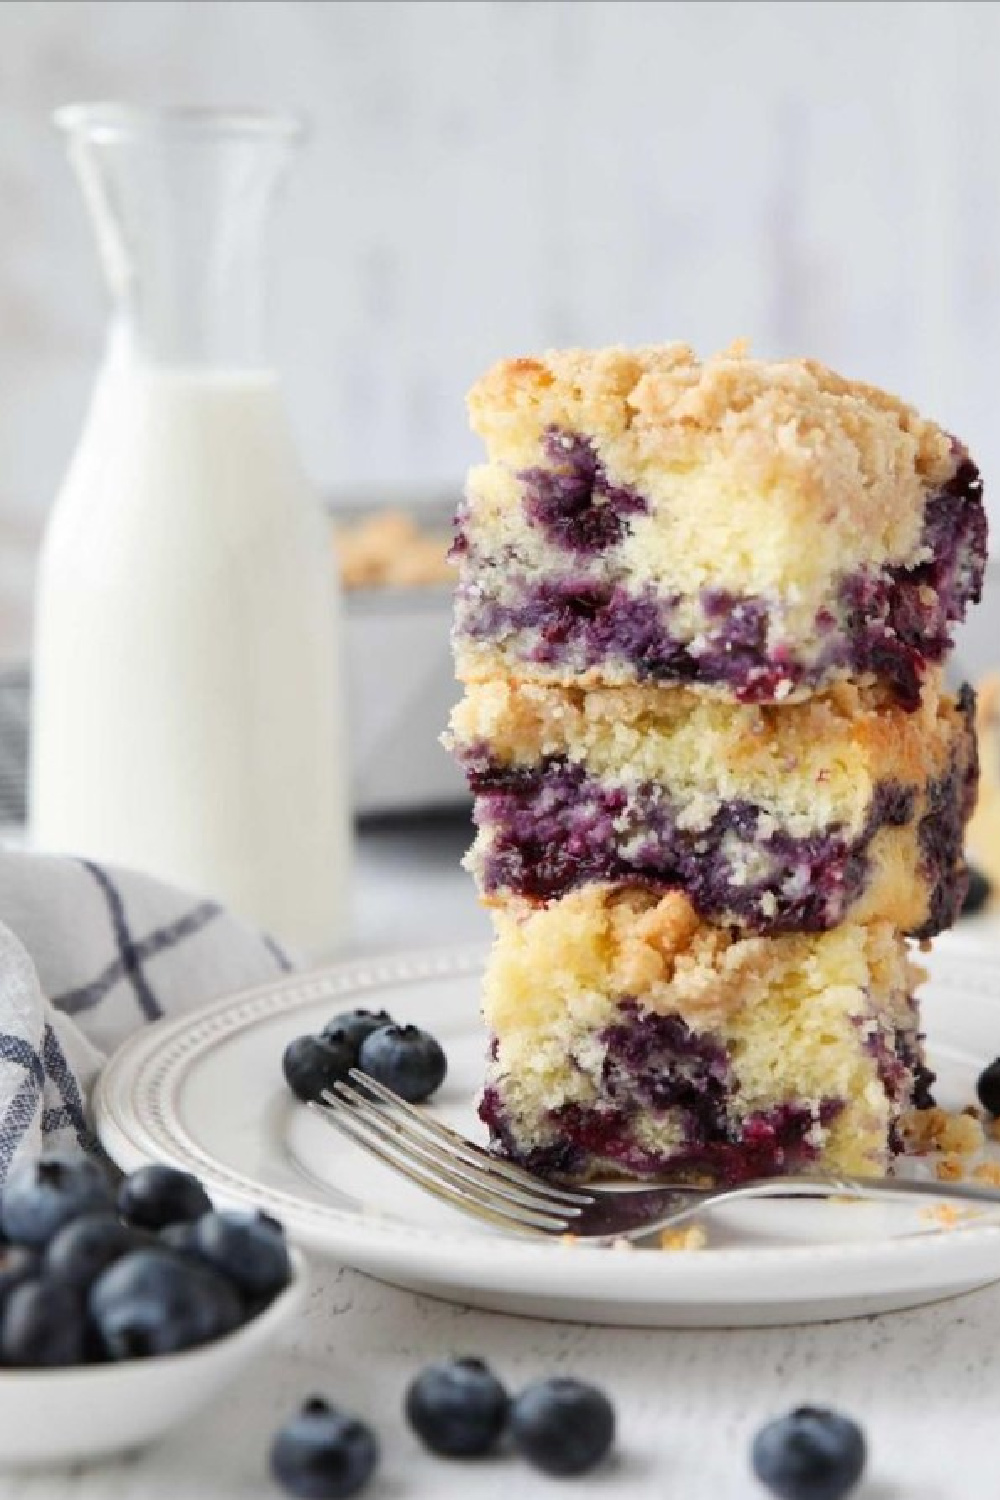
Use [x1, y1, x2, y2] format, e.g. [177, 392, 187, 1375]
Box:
[447, 343, 986, 1183]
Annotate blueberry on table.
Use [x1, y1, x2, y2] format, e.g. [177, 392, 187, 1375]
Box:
[510, 1376, 615, 1477]
[1, 1154, 115, 1247]
[2, 1279, 89, 1367]
[358, 1024, 447, 1103]
[283, 1034, 357, 1104]
[962, 864, 992, 917]
[188, 1210, 291, 1299]
[405, 1356, 510, 1457]
[271, 1397, 379, 1499]
[976, 1057, 1000, 1116]
[118, 1163, 213, 1230]
[321, 1009, 395, 1051]
[46, 1214, 147, 1290]
[90, 1249, 243, 1358]
[751, 1406, 866, 1500]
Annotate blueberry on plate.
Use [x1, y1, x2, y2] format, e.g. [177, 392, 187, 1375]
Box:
[510, 1376, 615, 1477]
[283, 1034, 357, 1104]
[405, 1356, 510, 1457]
[976, 1057, 1000, 1117]
[119, 1163, 213, 1230]
[271, 1397, 379, 1500]
[751, 1406, 866, 1500]
[188, 1210, 291, 1299]
[2, 1279, 89, 1367]
[358, 1024, 447, 1103]
[46, 1213, 148, 1290]
[321, 1009, 395, 1052]
[90, 1249, 243, 1359]
[962, 864, 992, 918]
[1, 1154, 115, 1247]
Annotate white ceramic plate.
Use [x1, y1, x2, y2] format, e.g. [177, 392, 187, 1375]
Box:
[95, 945, 1000, 1328]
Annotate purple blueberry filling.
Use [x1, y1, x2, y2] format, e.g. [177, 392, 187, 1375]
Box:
[454, 444, 986, 708]
[519, 429, 648, 553]
[463, 752, 966, 936]
[859, 1007, 934, 1152]
[916, 682, 978, 933]
[480, 1003, 857, 1186]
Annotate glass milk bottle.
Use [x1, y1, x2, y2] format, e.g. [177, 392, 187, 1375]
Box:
[31, 106, 349, 954]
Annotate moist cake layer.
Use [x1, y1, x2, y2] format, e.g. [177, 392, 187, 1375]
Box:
[480, 886, 929, 1184]
[454, 344, 986, 705]
[448, 676, 977, 935]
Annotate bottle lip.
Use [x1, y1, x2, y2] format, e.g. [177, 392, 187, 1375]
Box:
[53, 103, 308, 145]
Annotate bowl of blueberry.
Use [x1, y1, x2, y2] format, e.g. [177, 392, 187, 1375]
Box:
[0, 1153, 304, 1467]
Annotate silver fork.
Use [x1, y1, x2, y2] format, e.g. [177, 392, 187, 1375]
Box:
[309, 1069, 1000, 1242]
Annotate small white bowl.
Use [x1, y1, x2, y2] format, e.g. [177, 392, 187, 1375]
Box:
[0, 1249, 306, 1467]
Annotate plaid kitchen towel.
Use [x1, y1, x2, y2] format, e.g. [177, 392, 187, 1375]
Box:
[0, 851, 295, 1175]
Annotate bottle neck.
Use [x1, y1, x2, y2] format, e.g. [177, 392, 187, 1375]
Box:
[60, 106, 303, 372]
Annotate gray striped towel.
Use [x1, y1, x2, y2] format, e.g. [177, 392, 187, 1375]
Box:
[0, 852, 295, 1176]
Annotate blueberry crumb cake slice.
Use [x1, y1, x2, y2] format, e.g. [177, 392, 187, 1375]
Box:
[479, 887, 930, 1185]
[448, 673, 977, 936]
[453, 343, 986, 708]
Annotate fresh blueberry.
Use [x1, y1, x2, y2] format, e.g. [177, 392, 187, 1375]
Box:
[159, 1221, 202, 1257]
[46, 1214, 148, 1290]
[1, 1154, 115, 1247]
[358, 1024, 447, 1103]
[962, 864, 992, 917]
[187, 1210, 291, 1299]
[976, 1057, 1000, 1116]
[283, 1035, 356, 1104]
[321, 1009, 395, 1052]
[2, 1279, 88, 1366]
[510, 1376, 615, 1477]
[405, 1355, 510, 1457]
[271, 1397, 379, 1499]
[751, 1407, 866, 1500]
[90, 1249, 243, 1358]
[119, 1164, 213, 1230]
[0, 1245, 39, 1310]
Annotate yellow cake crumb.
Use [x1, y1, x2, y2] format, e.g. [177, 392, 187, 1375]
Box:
[935, 1155, 965, 1182]
[921, 1202, 962, 1229]
[971, 1161, 1000, 1187]
[901, 1107, 983, 1157]
[940, 1113, 985, 1156]
[659, 1225, 708, 1253]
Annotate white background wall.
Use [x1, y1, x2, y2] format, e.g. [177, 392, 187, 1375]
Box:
[2, 0, 1000, 648]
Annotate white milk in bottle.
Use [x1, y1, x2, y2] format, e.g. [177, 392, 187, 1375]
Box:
[32, 107, 349, 953]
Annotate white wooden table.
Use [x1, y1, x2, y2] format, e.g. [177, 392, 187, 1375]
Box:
[2, 815, 998, 1499]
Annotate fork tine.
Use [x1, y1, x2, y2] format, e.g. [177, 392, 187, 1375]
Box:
[327, 1080, 578, 1224]
[308, 1100, 561, 1236]
[312, 1090, 573, 1233]
[347, 1069, 592, 1206]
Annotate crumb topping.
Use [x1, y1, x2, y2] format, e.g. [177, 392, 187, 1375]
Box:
[468, 342, 960, 528]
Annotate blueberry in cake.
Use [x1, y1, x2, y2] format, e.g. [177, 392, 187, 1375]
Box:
[479, 887, 929, 1184]
[448, 673, 977, 936]
[453, 343, 986, 709]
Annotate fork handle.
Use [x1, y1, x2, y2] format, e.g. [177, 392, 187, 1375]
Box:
[718, 1173, 1000, 1211]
